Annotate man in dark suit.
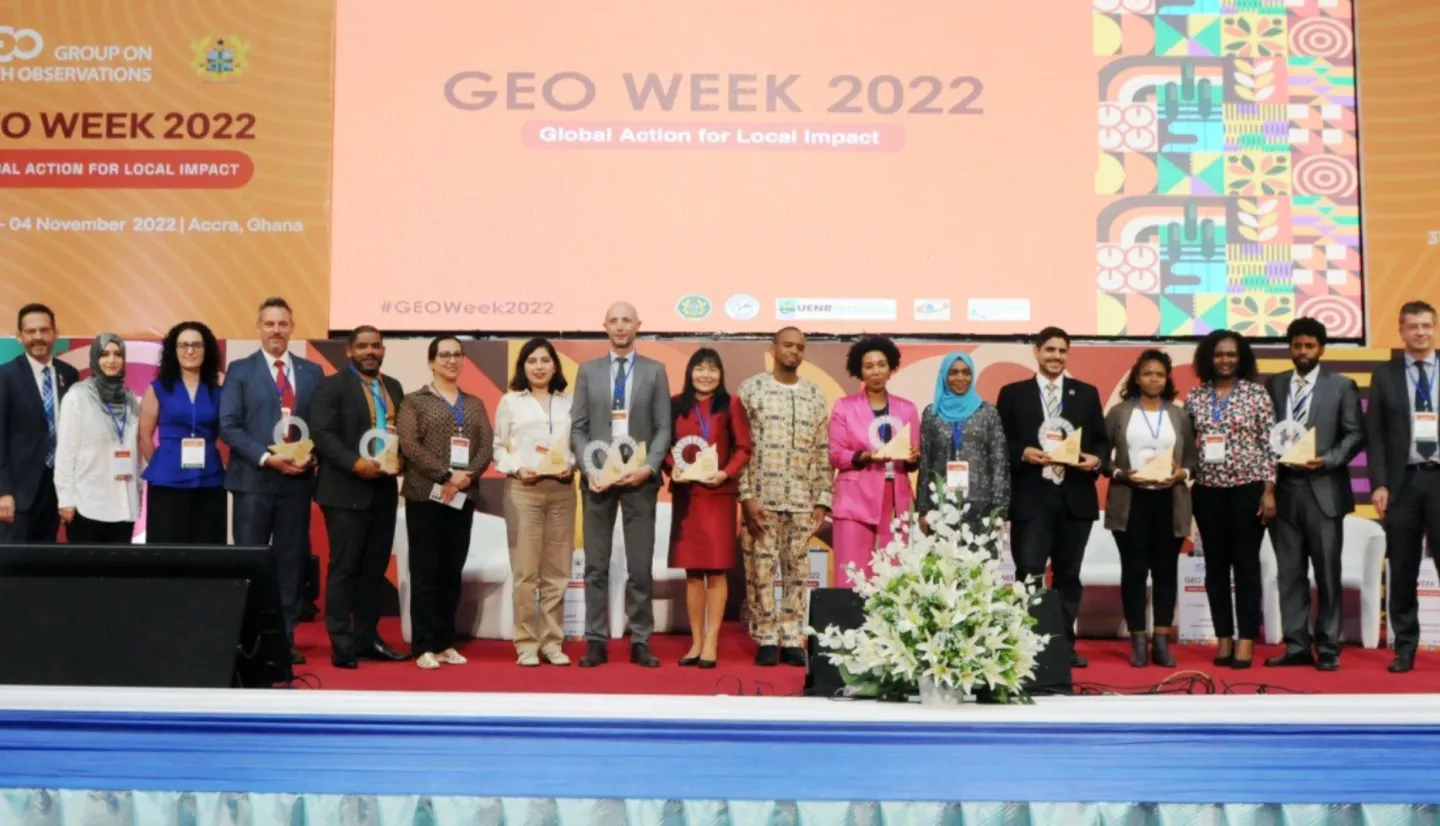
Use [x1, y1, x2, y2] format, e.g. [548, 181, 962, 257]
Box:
[1367, 300, 1440, 674]
[996, 326, 1109, 668]
[310, 326, 408, 668]
[570, 300, 672, 668]
[219, 297, 324, 664]
[1264, 317, 1364, 671]
[0, 303, 79, 543]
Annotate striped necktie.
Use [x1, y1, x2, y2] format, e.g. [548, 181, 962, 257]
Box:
[1292, 375, 1309, 422]
[41, 365, 55, 467]
[1045, 382, 1064, 483]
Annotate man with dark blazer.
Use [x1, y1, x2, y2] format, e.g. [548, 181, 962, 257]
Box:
[0, 303, 79, 543]
[1264, 317, 1364, 671]
[219, 297, 324, 664]
[1367, 300, 1440, 674]
[570, 300, 673, 669]
[310, 325, 408, 668]
[996, 326, 1109, 668]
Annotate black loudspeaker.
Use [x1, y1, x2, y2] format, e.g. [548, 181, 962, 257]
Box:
[0, 544, 292, 689]
[804, 586, 1074, 698]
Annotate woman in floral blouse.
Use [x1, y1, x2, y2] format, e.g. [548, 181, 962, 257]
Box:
[1182, 329, 1276, 670]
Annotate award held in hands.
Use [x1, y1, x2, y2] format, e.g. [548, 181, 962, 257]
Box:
[1271, 420, 1317, 466]
[867, 415, 911, 462]
[671, 435, 719, 483]
[270, 416, 314, 466]
[582, 435, 646, 487]
[1131, 451, 1174, 484]
[359, 427, 401, 474]
[517, 435, 571, 476]
[1038, 417, 1082, 465]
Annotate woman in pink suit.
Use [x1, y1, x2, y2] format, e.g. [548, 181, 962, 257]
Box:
[829, 336, 921, 584]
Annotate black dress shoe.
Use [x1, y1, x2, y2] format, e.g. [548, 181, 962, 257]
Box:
[1389, 652, 1415, 674]
[630, 643, 660, 668]
[291, 647, 307, 665]
[1071, 653, 1088, 669]
[1264, 650, 1315, 667]
[1150, 635, 1176, 668]
[1213, 639, 1234, 667]
[698, 659, 717, 669]
[754, 645, 779, 666]
[780, 647, 807, 667]
[1129, 635, 1148, 668]
[356, 640, 410, 662]
[579, 641, 608, 668]
[678, 655, 700, 667]
[331, 654, 357, 669]
[1316, 653, 1340, 672]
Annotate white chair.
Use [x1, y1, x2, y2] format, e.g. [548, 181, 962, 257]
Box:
[395, 505, 515, 642]
[1260, 515, 1385, 649]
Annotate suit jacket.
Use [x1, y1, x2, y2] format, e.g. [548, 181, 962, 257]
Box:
[1367, 356, 1426, 505]
[0, 355, 79, 509]
[996, 375, 1109, 521]
[1101, 399, 1198, 536]
[219, 350, 323, 497]
[828, 392, 921, 525]
[311, 369, 405, 510]
[569, 352, 672, 478]
[1266, 366, 1363, 518]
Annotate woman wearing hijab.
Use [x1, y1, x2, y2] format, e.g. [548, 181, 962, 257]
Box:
[917, 352, 1010, 535]
[55, 333, 143, 543]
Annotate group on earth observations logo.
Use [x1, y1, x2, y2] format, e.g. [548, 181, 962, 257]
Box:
[0, 27, 43, 62]
[675, 295, 712, 320]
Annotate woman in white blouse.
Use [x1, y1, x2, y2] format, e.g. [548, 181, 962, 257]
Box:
[55, 333, 142, 543]
[1101, 350, 1198, 668]
[493, 338, 577, 667]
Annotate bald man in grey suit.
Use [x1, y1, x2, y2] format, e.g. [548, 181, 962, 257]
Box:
[570, 301, 672, 668]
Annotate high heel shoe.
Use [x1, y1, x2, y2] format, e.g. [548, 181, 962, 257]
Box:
[698, 659, 717, 669]
[1213, 638, 1235, 667]
[678, 655, 700, 667]
[1151, 632, 1176, 668]
[1129, 634, 1148, 668]
[1231, 639, 1254, 670]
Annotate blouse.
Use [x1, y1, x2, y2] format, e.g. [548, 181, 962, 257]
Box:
[143, 379, 225, 488]
[1182, 380, 1276, 488]
[396, 386, 494, 502]
[735, 372, 833, 514]
[492, 390, 574, 476]
[1125, 404, 1177, 471]
[663, 395, 753, 497]
[55, 387, 143, 523]
[916, 403, 1010, 518]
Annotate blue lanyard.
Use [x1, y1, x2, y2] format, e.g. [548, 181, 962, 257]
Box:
[697, 397, 713, 442]
[105, 404, 128, 442]
[1140, 405, 1163, 440]
[438, 387, 464, 430]
[950, 421, 965, 454]
[1412, 359, 1437, 406]
[1210, 386, 1233, 424]
[187, 384, 207, 437]
[353, 367, 388, 429]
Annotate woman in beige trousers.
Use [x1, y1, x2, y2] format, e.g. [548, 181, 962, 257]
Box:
[494, 338, 578, 667]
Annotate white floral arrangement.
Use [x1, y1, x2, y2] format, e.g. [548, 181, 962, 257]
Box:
[810, 483, 1051, 705]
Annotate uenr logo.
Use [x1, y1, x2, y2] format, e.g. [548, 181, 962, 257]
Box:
[0, 27, 43, 62]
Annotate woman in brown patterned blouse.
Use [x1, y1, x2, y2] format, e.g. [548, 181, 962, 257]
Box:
[1182, 330, 1276, 670]
[397, 336, 494, 671]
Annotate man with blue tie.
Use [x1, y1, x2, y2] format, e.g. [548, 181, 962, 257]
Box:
[219, 297, 324, 665]
[0, 304, 80, 543]
[1367, 300, 1440, 673]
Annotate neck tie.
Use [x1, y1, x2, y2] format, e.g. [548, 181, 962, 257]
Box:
[613, 356, 629, 411]
[1044, 382, 1064, 483]
[41, 365, 55, 468]
[275, 360, 296, 442]
[1292, 376, 1309, 422]
[1418, 361, 1435, 459]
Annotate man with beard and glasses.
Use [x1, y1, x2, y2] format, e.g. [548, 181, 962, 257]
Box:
[311, 325, 409, 668]
[0, 303, 79, 543]
[1264, 317, 1363, 672]
[219, 296, 325, 665]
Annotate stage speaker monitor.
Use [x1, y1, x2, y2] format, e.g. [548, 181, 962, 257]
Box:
[0, 544, 292, 689]
[805, 587, 1073, 698]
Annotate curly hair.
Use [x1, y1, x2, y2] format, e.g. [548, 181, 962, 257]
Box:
[1193, 329, 1257, 383]
[845, 336, 901, 380]
[1120, 349, 1177, 401]
[158, 321, 221, 391]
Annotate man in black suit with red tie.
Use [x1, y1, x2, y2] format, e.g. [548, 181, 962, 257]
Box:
[0, 303, 80, 543]
[996, 326, 1109, 668]
[1367, 300, 1440, 674]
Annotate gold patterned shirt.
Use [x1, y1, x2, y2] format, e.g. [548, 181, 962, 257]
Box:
[737, 372, 832, 513]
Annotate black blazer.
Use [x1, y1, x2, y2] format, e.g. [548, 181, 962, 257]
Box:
[311, 370, 405, 510]
[1266, 366, 1364, 518]
[1366, 356, 1425, 505]
[996, 375, 1109, 521]
[0, 355, 79, 510]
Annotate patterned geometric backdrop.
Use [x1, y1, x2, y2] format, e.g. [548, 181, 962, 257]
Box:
[1094, 0, 1361, 339]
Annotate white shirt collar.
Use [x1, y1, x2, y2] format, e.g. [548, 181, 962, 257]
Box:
[1406, 352, 1437, 369]
[25, 353, 53, 378]
[262, 349, 294, 370]
[1035, 372, 1064, 391]
[609, 350, 635, 363]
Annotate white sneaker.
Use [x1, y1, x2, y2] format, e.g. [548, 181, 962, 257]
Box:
[542, 648, 571, 666]
[416, 652, 441, 670]
[517, 651, 541, 667]
[439, 648, 468, 665]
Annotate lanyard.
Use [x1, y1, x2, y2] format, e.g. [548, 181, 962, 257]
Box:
[1210, 385, 1233, 424]
[1139, 405, 1163, 440]
[187, 383, 207, 437]
[1413, 358, 1438, 407]
[696, 397, 714, 441]
[950, 421, 966, 455]
[434, 385, 464, 430]
[353, 367, 388, 428]
[105, 403, 128, 442]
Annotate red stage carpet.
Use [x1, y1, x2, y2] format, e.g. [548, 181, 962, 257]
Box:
[292, 618, 1440, 696]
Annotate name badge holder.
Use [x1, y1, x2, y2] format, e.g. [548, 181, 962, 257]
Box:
[180, 438, 206, 470]
[610, 409, 630, 440]
[111, 448, 135, 481]
[1416, 412, 1439, 446]
[945, 460, 969, 494]
[1203, 434, 1227, 464]
[450, 437, 470, 470]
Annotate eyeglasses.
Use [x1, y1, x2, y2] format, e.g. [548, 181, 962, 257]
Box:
[434, 352, 464, 361]
[176, 342, 205, 351]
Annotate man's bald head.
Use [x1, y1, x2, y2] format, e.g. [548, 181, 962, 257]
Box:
[603, 300, 641, 352]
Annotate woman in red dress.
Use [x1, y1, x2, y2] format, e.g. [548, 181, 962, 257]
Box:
[666, 348, 753, 668]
